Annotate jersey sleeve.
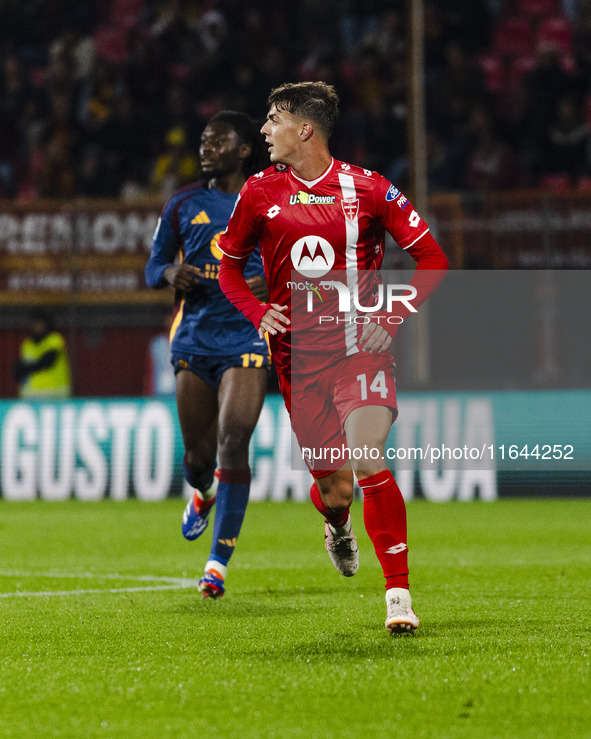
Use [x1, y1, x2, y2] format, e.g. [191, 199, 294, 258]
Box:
[218, 255, 271, 330]
[373, 175, 431, 250]
[216, 179, 261, 260]
[371, 176, 449, 337]
[217, 181, 272, 329]
[145, 198, 181, 289]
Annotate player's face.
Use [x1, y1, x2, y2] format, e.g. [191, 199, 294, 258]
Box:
[199, 122, 244, 178]
[260, 105, 302, 165]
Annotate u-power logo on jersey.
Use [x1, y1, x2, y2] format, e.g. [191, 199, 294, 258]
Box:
[289, 191, 336, 205]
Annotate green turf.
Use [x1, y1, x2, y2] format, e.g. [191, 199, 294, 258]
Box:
[0, 499, 589, 739]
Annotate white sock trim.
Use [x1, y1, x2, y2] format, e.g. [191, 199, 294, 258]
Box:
[197, 475, 218, 502]
[328, 517, 351, 536]
[205, 560, 227, 580]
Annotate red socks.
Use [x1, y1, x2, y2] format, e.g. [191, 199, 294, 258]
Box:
[309, 481, 349, 529]
[360, 470, 409, 590]
[310, 472, 409, 590]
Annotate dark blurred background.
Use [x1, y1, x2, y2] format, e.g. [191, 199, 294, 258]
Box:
[2, 0, 591, 199]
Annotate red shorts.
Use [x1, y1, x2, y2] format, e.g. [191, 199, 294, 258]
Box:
[278, 352, 398, 477]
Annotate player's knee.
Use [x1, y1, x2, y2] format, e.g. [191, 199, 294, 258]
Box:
[318, 477, 354, 511]
[184, 448, 215, 474]
[218, 423, 252, 459]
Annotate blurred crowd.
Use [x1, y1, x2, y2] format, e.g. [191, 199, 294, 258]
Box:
[1, 0, 591, 201]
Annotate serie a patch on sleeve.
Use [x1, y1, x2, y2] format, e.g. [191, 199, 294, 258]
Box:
[385, 184, 400, 201]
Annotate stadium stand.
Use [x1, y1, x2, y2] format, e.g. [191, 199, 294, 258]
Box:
[0, 0, 589, 200]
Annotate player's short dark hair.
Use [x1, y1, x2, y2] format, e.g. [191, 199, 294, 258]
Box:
[207, 110, 269, 177]
[267, 82, 340, 140]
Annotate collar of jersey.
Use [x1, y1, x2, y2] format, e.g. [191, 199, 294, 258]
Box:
[289, 158, 334, 189]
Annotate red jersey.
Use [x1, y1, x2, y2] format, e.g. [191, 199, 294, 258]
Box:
[218, 159, 447, 374]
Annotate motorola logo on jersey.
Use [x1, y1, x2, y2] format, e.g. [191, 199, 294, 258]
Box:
[291, 236, 335, 278]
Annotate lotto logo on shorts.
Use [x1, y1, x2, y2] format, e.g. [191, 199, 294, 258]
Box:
[178, 359, 189, 369]
[386, 184, 400, 201]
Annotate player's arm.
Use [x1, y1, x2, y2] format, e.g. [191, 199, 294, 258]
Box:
[219, 255, 288, 339]
[395, 229, 448, 316]
[245, 274, 269, 302]
[361, 230, 447, 351]
[218, 182, 289, 338]
[364, 180, 448, 344]
[145, 200, 201, 291]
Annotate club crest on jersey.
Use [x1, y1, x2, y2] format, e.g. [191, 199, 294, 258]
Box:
[289, 190, 336, 205]
[210, 231, 224, 260]
[341, 197, 359, 221]
[291, 235, 335, 278]
[386, 184, 400, 201]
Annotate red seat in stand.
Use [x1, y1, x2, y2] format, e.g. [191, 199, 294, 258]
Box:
[494, 17, 534, 57]
[537, 16, 573, 55]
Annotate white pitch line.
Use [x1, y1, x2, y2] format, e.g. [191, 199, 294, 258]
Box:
[0, 571, 198, 599]
[0, 581, 197, 599]
[0, 570, 192, 583]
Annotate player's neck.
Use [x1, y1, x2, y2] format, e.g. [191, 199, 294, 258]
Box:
[289, 146, 333, 182]
[208, 172, 246, 194]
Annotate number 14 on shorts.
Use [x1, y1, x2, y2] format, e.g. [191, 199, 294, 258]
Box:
[357, 371, 389, 400]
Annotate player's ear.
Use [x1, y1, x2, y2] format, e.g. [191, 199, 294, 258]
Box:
[300, 122, 314, 142]
[238, 142, 252, 161]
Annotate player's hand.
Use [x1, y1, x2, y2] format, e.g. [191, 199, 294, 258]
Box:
[247, 275, 269, 302]
[359, 321, 392, 353]
[258, 304, 290, 339]
[163, 264, 202, 291]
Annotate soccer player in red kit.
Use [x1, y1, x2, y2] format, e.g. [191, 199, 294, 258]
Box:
[218, 82, 448, 634]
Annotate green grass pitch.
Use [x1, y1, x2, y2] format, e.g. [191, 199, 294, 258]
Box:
[0, 499, 589, 738]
